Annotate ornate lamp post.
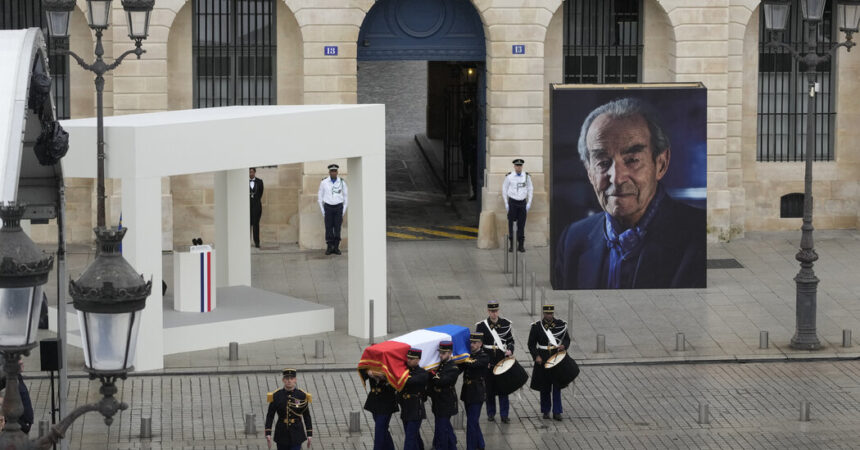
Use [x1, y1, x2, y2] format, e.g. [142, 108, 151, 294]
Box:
[761, 0, 860, 350]
[43, 0, 155, 228]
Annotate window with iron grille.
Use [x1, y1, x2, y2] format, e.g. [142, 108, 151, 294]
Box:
[757, 0, 835, 162]
[563, 0, 642, 84]
[193, 0, 276, 108]
[1, 0, 71, 119]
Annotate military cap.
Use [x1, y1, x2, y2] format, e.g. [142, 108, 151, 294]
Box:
[282, 368, 297, 378]
[328, 164, 339, 171]
[470, 332, 484, 342]
[512, 158, 524, 165]
[407, 348, 422, 359]
[542, 304, 555, 313]
[438, 341, 454, 352]
[487, 300, 500, 311]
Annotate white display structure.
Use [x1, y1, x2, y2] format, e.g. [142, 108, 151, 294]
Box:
[173, 245, 217, 313]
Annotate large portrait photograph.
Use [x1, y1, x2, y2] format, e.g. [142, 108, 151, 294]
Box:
[550, 84, 707, 290]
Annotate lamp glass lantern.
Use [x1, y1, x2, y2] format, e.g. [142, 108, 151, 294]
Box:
[801, 0, 828, 21]
[42, 0, 77, 38]
[838, 0, 860, 32]
[70, 227, 150, 374]
[121, 0, 156, 40]
[763, 0, 793, 32]
[0, 204, 53, 349]
[86, 0, 113, 29]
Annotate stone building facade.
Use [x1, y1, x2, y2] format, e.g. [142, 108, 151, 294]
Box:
[27, 0, 860, 248]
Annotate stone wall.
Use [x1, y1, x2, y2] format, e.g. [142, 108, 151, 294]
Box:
[27, 0, 860, 248]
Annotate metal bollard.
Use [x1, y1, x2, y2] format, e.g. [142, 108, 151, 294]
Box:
[314, 339, 325, 359]
[843, 329, 852, 348]
[348, 411, 361, 432]
[244, 413, 256, 435]
[568, 295, 574, 329]
[38, 419, 50, 438]
[369, 299, 375, 345]
[520, 259, 527, 300]
[530, 272, 536, 305]
[697, 403, 710, 425]
[513, 223, 519, 286]
[228, 342, 239, 361]
[140, 417, 153, 438]
[453, 411, 465, 430]
[532, 286, 540, 317]
[596, 334, 606, 353]
[759, 331, 769, 349]
[675, 333, 685, 351]
[541, 286, 546, 306]
[799, 401, 811, 422]
[504, 234, 510, 274]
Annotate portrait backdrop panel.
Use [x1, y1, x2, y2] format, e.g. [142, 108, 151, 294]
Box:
[550, 84, 707, 290]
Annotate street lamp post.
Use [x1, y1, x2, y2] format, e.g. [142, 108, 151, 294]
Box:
[0, 1, 156, 448]
[761, 0, 860, 350]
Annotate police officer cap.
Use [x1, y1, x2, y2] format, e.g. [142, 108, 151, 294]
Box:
[470, 332, 483, 342]
[438, 341, 454, 352]
[407, 348, 422, 359]
[542, 304, 555, 313]
[512, 159, 524, 165]
[282, 368, 297, 378]
[328, 164, 339, 171]
[487, 301, 500, 311]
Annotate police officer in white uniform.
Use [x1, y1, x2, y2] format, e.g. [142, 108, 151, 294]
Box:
[318, 164, 348, 255]
[502, 159, 533, 253]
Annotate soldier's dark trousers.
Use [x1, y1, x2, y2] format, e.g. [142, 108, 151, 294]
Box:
[276, 444, 301, 450]
[324, 203, 344, 246]
[432, 416, 456, 450]
[465, 403, 485, 450]
[372, 413, 395, 450]
[540, 384, 563, 414]
[485, 379, 510, 418]
[403, 419, 424, 450]
[507, 198, 527, 244]
[250, 202, 262, 247]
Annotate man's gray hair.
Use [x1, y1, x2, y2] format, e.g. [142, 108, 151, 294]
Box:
[577, 97, 671, 164]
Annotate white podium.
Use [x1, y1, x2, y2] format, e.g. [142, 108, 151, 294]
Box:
[173, 245, 217, 312]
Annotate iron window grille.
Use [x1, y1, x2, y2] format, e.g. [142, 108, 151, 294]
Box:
[757, 0, 836, 162]
[563, 0, 643, 84]
[1, 0, 71, 119]
[192, 0, 276, 108]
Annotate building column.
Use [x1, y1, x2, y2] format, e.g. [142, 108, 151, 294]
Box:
[347, 154, 387, 338]
[120, 176, 164, 372]
[214, 169, 251, 287]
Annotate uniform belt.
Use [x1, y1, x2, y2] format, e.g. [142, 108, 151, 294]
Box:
[402, 393, 415, 399]
[324, 202, 343, 207]
[283, 418, 297, 425]
[537, 344, 557, 350]
[509, 198, 527, 204]
[371, 388, 382, 393]
[483, 345, 499, 350]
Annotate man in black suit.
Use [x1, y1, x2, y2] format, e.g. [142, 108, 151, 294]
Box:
[249, 167, 264, 248]
[555, 98, 705, 289]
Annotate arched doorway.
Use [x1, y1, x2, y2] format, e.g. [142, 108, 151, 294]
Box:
[357, 0, 486, 239]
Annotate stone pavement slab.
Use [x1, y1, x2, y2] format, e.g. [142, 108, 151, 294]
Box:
[17, 360, 860, 449]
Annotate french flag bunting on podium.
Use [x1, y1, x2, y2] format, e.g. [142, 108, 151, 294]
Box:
[357, 324, 471, 391]
[198, 250, 213, 312]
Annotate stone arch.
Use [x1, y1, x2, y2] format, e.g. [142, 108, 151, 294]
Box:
[643, 0, 676, 82]
[167, 1, 192, 111]
[158, 0, 302, 39]
[276, 0, 303, 105]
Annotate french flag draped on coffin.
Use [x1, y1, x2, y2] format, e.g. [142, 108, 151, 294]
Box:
[357, 324, 471, 391]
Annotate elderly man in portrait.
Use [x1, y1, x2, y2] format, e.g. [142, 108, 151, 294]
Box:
[555, 98, 705, 289]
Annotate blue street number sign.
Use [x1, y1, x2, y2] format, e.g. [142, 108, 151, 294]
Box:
[324, 46, 338, 56]
[512, 45, 525, 55]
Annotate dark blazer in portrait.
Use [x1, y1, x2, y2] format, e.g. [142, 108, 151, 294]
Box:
[250, 177, 264, 222]
[554, 195, 706, 289]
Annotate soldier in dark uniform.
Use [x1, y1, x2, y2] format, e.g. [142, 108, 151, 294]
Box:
[398, 348, 429, 450]
[460, 332, 490, 450]
[363, 369, 398, 450]
[429, 341, 460, 450]
[527, 305, 571, 420]
[265, 368, 313, 449]
[474, 300, 515, 423]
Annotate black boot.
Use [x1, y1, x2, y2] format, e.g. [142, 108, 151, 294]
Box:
[508, 239, 514, 252]
[325, 244, 333, 255]
[518, 242, 525, 253]
[333, 243, 342, 255]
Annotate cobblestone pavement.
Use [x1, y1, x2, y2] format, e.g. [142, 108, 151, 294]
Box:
[20, 360, 860, 449]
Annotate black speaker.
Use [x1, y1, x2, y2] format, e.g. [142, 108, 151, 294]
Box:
[40, 338, 62, 372]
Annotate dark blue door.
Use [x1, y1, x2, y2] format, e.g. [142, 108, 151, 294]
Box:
[358, 0, 485, 61]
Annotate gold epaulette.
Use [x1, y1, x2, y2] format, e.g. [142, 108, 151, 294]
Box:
[267, 391, 274, 403]
[301, 389, 312, 404]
